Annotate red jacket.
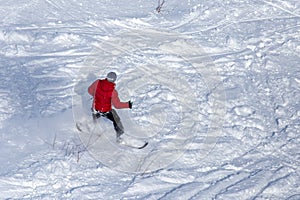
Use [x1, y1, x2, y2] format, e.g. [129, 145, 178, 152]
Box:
[88, 79, 129, 112]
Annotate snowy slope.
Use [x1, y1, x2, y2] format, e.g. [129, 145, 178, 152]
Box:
[1, 0, 300, 199]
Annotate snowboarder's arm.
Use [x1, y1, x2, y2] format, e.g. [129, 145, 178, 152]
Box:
[88, 80, 99, 96]
[112, 89, 130, 109]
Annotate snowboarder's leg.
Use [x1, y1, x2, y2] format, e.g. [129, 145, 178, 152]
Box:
[91, 108, 101, 123]
[111, 109, 124, 137]
[105, 109, 124, 138]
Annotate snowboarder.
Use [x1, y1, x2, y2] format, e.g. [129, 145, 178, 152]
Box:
[88, 72, 132, 140]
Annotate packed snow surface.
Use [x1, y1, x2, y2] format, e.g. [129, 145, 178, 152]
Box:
[0, 0, 299, 199]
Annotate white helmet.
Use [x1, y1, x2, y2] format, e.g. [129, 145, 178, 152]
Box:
[106, 72, 117, 82]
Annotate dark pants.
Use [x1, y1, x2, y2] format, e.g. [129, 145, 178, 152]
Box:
[93, 109, 124, 138]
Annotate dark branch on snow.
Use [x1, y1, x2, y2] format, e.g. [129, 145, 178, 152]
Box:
[156, 0, 165, 13]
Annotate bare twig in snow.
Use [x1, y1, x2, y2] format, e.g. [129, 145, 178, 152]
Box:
[156, 0, 165, 13]
[52, 133, 57, 149]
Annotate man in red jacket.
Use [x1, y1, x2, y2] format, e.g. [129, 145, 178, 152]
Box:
[88, 72, 132, 139]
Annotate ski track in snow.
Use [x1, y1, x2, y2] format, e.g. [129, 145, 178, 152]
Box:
[1, 0, 300, 199]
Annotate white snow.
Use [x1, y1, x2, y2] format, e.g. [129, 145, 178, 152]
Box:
[1, 0, 300, 199]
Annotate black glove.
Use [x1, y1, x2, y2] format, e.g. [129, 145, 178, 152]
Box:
[128, 101, 133, 109]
